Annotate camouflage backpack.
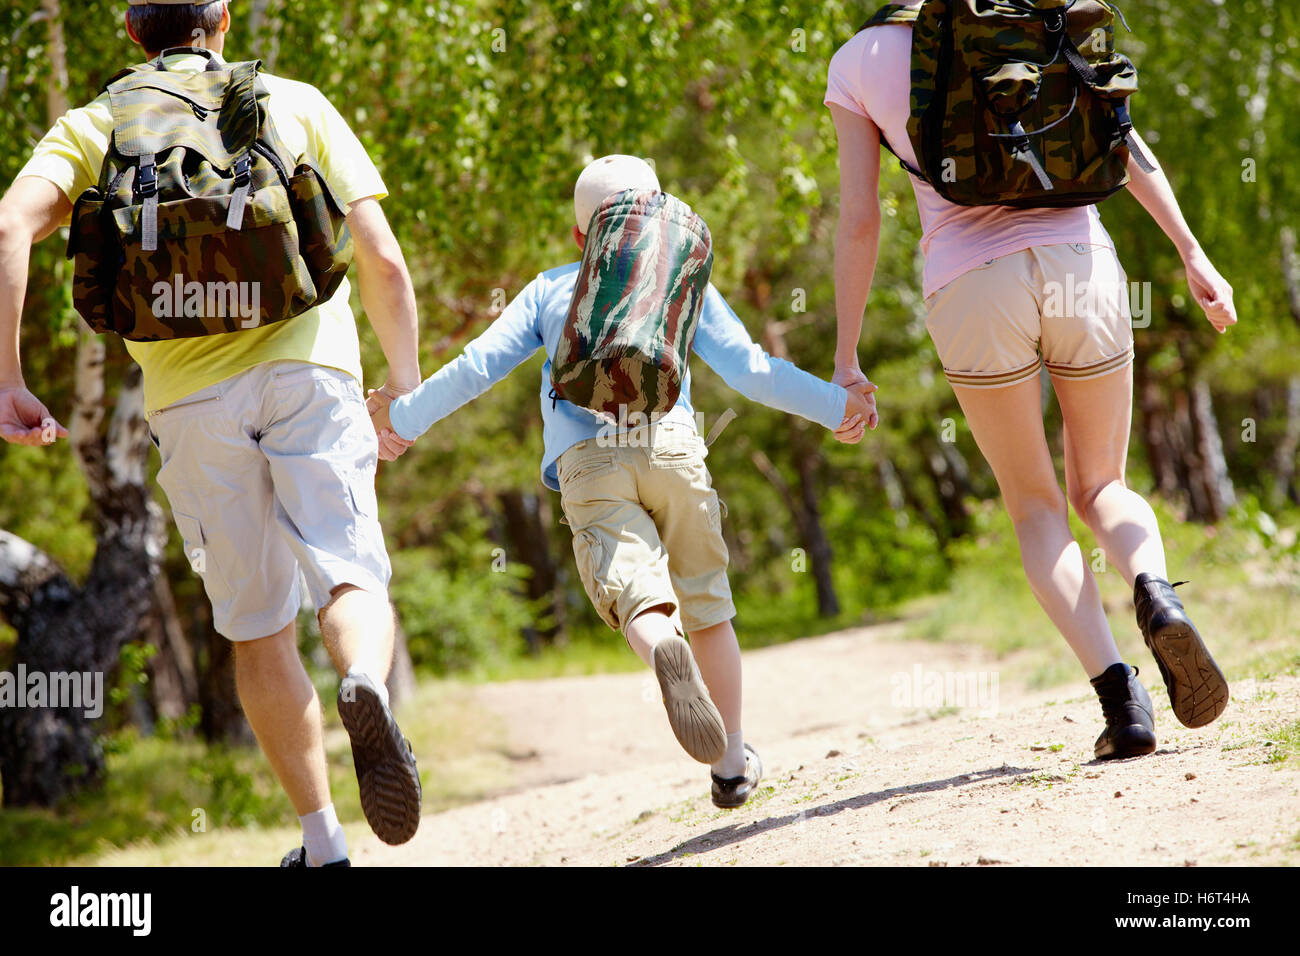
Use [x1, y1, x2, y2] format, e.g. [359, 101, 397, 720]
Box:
[550, 188, 713, 419]
[67, 47, 352, 341]
[861, 0, 1155, 207]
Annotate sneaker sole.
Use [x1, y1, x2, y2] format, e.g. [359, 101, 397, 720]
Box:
[653, 637, 727, 764]
[338, 677, 422, 845]
[1145, 619, 1229, 729]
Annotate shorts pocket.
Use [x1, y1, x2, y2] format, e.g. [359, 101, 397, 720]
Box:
[571, 529, 619, 630]
[347, 469, 379, 520]
[560, 454, 616, 486]
[173, 511, 217, 585]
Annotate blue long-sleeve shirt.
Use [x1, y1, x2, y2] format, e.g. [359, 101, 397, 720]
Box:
[389, 261, 849, 491]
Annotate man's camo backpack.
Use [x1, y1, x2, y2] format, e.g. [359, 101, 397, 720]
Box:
[67, 47, 352, 341]
[550, 188, 713, 418]
[861, 0, 1155, 207]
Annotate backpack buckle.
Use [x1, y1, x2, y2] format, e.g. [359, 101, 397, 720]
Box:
[1043, 9, 1065, 33]
[137, 161, 158, 198]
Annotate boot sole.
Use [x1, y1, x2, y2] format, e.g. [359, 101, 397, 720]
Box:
[653, 637, 727, 764]
[1145, 619, 1230, 729]
[338, 677, 423, 845]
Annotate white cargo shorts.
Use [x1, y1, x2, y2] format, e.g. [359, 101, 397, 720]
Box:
[147, 360, 391, 641]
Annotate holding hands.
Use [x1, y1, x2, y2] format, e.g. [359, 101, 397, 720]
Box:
[366, 383, 416, 462]
[832, 365, 879, 445]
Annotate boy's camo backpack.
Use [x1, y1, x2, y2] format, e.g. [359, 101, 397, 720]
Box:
[861, 0, 1155, 207]
[67, 47, 352, 341]
[550, 188, 713, 418]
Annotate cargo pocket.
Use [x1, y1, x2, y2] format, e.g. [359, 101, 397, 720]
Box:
[173, 511, 212, 581]
[572, 529, 619, 630]
[978, 62, 1055, 191]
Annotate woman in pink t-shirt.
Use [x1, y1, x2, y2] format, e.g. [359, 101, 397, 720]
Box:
[825, 8, 1235, 759]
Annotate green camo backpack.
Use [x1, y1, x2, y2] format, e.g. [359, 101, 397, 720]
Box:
[861, 0, 1155, 207]
[67, 47, 352, 341]
[550, 188, 713, 419]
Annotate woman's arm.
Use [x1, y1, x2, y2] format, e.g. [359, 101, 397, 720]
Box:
[829, 103, 884, 386]
[1122, 131, 1237, 333]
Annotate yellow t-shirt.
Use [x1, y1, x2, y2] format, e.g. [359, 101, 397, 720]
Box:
[17, 52, 387, 412]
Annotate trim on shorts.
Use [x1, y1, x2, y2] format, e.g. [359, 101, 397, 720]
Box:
[943, 357, 1042, 390]
[1045, 347, 1134, 382]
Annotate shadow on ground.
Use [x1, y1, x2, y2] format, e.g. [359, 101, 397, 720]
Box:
[629, 764, 1035, 867]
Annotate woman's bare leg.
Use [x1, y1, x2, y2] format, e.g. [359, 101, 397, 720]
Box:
[1053, 364, 1168, 587]
[951, 377, 1122, 679]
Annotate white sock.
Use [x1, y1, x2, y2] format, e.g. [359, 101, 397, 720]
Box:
[712, 732, 746, 779]
[347, 667, 390, 709]
[300, 804, 348, 866]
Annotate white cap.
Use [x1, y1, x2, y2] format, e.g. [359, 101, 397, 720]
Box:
[573, 155, 661, 235]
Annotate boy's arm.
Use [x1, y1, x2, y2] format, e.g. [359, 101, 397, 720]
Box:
[384, 279, 546, 442]
[692, 285, 876, 439]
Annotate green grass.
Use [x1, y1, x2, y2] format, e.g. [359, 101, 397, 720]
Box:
[0, 677, 514, 867]
[900, 496, 1300, 690]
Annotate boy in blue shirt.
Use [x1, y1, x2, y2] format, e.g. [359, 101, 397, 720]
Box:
[374, 156, 877, 807]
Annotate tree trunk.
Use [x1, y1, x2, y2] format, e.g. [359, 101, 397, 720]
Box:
[1188, 379, 1236, 522]
[143, 573, 199, 722]
[498, 488, 565, 649]
[750, 445, 839, 618]
[0, 356, 164, 806]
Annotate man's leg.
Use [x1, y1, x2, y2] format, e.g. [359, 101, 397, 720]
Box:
[318, 583, 395, 682]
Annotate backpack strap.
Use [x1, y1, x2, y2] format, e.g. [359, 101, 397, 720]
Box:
[1043, 11, 1157, 173]
[857, 3, 922, 32]
[138, 152, 158, 251]
[152, 46, 225, 72]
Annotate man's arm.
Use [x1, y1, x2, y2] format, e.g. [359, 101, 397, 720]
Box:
[1122, 131, 1237, 333]
[828, 103, 884, 388]
[0, 176, 73, 446]
[347, 197, 422, 460]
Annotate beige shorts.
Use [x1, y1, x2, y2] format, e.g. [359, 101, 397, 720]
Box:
[556, 419, 736, 635]
[924, 242, 1135, 389]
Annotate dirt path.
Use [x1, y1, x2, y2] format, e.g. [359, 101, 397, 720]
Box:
[355, 624, 1300, 867]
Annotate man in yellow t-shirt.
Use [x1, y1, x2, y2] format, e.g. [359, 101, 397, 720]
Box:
[0, 0, 423, 866]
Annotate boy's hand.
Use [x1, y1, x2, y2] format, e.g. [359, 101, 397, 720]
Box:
[365, 387, 415, 462]
[834, 381, 879, 444]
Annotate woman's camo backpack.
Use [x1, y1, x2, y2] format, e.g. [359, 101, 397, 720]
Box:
[861, 0, 1155, 207]
[550, 188, 713, 418]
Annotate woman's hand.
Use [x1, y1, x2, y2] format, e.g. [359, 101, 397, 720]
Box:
[1182, 247, 1238, 334]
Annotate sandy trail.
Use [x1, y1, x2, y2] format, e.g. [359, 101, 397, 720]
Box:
[354, 624, 1300, 867]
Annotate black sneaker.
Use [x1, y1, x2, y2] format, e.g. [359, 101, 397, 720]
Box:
[652, 636, 727, 764]
[279, 846, 351, 867]
[1090, 662, 1157, 760]
[337, 673, 422, 845]
[711, 743, 762, 809]
[1134, 573, 1229, 728]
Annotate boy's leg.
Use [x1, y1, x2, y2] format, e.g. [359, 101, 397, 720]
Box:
[318, 583, 396, 681]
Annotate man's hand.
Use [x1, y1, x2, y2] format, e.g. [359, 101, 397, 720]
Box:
[0, 384, 68, 446]
[834, 380, 879, 445]
[1182, 247, 1238, 333]
[365, 386, 415, 462]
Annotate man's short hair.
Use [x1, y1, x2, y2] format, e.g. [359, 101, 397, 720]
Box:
[127, 1, 226, 55]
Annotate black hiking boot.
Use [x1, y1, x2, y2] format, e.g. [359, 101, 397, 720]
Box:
[1090, 663, 1157, 760]
[1134, 573, 1229, 728]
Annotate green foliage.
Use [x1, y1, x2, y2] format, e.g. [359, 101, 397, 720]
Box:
[389, 545, 538, 675]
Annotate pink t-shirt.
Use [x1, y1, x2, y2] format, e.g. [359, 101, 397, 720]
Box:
[825, 25, 1115, 299]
